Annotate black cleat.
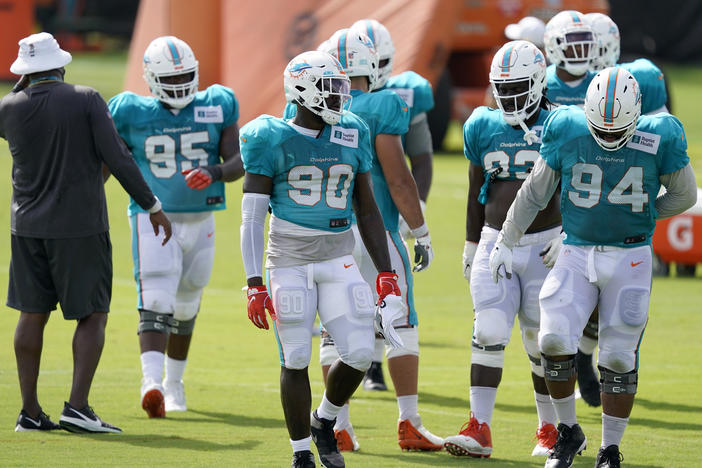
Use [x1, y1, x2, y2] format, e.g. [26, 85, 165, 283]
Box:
[576, 350, 601, 407]
[595, 445, 623, 468]
[544, 423, 586, 468]
[15, 409, 61, 432]
[291, 450, 316, 467]
[310, 410, 344, 468]
[362, 361, 387, 391]
[59, 402, 122, 433]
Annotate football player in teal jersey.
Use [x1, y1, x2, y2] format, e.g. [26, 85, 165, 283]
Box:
[240, 50, 403, 468]
[311, 29, 441, 453]
[443, 40, 561, 459]
[348, 17, 436, 398]
[489, 67, 696, 468]
[544, 10, 598, 107]
[108, 36, 244, 419]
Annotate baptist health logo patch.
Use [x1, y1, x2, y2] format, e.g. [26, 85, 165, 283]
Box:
[194, 105, 223, 123]
[626, 130, 660, 154]
[330, 126, 359, 148]
[390, 88, 414, 107]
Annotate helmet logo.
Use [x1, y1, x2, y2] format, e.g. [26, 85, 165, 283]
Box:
[165, 39, 183, 68]
[500, 45, 515, 76]
[602, 68, 620, 126]
[288, 62, 313, 77]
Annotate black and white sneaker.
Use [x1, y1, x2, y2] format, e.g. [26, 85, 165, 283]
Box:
[575, 350, 601, 407]
[15, 409, 61, 432]
[310, 410, 344, 468]
[595, 445, 623, 468]
[544, 423, 586, 468]
[362, 361, 387, 391]
[59, 402, 122, 433]
[291, 449, 316, 467]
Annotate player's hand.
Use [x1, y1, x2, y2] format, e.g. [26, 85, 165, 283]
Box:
[488, 240, 513, 283]
[149, 210, 172, 246]
[539, 233, 564, 268]
[413, 233, 433, 272]
[376, 271, 401, 305]
[374, 294, 406, 349]
[247, 285, 276, 329]
[182, 167, 214, 190]
[399, 200, 426, 240]
[462, 241, 478, 282]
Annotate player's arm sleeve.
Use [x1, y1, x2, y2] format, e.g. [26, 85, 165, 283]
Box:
[405, 113, 433, 158]
[90, 91, 157, 211]
[499, 157, 560, 248]
[240, 192, 270, 279]
[656, 163, 697, 219]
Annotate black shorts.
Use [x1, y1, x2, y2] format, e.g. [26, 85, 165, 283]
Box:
[7, 233, 112, 320]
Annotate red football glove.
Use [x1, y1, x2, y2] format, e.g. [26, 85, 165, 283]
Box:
[182, 167, 214, 190]
[247, 285, 276, 329]
[376, 271, 401, 305]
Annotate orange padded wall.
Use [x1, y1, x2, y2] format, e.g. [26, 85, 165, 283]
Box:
[0, 0, 35, 80]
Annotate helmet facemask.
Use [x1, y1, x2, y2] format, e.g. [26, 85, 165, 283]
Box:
[556, 30, 597, 75]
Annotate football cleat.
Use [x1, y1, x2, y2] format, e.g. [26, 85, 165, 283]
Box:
[398, 415, 444, 451]
[164, 379, 187, 412]
[362, 361, 387, 391]
[59, 402, 122, 433]
[595, 444, 623, 468]
[532, 423, 558, 456]
[334, 424, 360, 452]
[291, 450, 316, 468]
[575, 350, 601, 407]
[141, 379, 166, 418]
[310, 410, 345, 468]
[545, 423, 586, 468]
[444, 413, 492, 457]
[15, 409, 61, 432]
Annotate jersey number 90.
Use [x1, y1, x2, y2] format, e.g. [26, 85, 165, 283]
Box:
[288, 164, 353, 209]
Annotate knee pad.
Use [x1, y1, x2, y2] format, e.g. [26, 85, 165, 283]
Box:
[341, 347, 374, 372]
[386, 327, 419, 359]
[169, 315, 196, 335]
[539, 332, 573, 356]
[138, 309, 172, 334]
[600, 368, 637, 394]
[542, 355, 576, 382]
[140, 289, 175, 315]
[319, 332, 340, 367]
[520, 327, 544, 377]
[174, 298, 200, 322]
[181, 246, 214, 290]
[598, 349, 637, 375]
[471, 346, 505, 368]
[473, 308, 512, 347]
[282, 342, 312, 370]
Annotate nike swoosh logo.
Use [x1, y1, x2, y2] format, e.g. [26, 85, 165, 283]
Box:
[240, 137, 247, 142]
[207, 232, 214, 238]
[25, 417, 42, 427]
[631, 261, 643, 267]
[344, 263, 353, 269]
[67, 407, 97, 423]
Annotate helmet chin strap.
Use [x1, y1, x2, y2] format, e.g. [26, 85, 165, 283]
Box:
[518, 119, 538, 145]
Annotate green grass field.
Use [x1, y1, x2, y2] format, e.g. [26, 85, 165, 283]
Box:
[0, 52, 701, 467]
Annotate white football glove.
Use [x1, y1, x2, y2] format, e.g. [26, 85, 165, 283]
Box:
[398, 200, 426, 240]
[539, 232, 565, 268]
[462, 241, 478, 282]
[488, 240, 513, 283]
[374, 294, 406, 349]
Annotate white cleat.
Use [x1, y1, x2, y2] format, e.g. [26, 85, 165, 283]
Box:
[164, 379, 187, 412]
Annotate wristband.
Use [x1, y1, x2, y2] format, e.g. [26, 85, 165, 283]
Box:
[410, 222, 429, 239]
[203, 165, 223, 181]
[148, 196, 162, 214]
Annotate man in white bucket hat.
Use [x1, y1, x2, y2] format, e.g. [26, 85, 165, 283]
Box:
[0, 32, 172, 434]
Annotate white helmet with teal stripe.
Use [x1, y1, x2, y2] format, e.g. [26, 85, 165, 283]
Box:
[350, 19, 394, 89]
[143, 36, 199, 109]
[585, 67, 641, 151]
[322, 28, 379, 90]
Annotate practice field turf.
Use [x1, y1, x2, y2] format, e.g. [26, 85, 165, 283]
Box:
[0, 53, 701, 467]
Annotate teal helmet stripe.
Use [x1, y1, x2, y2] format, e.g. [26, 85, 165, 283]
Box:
[570, 11, 581, 24]
[604, 68, 619, 123]
[337, 31, 348, 69]
[501, 45, 514, 73]
[365, 22, 375, 43]
[166, 39, 182, 65]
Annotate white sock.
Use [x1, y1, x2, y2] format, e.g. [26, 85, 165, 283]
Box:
[550, 394, 577, 427]
[334, 403, 351, 431]
[290, 436, 312, 453]
[578, 335, 598, 355]
[317, 393, 343, 421]
[165, 357, 187, 383]
[535, 391, 557, 427]
[470, 386, 497, 425]
[397, 394, 418, 421]
[601, 413, 628, 448]
[141, 351, 164, 384]
[373, 338, 385, 362]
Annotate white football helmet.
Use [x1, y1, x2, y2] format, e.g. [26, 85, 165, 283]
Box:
[350, 19, 395, 89]
[490, 40, 547, 131]
[585, 67, 641, 151]
[143, 36, 198, 109]
[322, 28, 379, 90]
[283, 50, 351, 125]
[585, 13, 620, 70]
[544, 10, 596, 76]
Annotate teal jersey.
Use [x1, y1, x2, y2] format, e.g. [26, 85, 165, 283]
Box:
[545, 64, 597, 107]
[108, 84, 238, 215]
[541, 106, 689, 247]
[348, 88, 410, 232]
[240, 113, 373, 233]
[620, 58, 667, 115]
[381, 71, 434, 121]
[464, 106, 550, 204]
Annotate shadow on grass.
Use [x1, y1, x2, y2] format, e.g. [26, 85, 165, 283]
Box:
[634, 396, 702, 414]
[55, 431, 260, 451]
[181, 409, 283, 428]
[351, 450, 543, 467]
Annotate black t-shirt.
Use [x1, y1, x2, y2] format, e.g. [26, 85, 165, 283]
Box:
[0, 81, 156, 238]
